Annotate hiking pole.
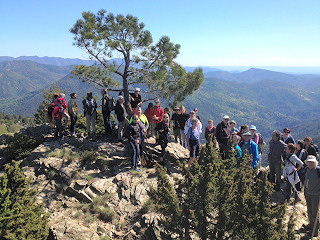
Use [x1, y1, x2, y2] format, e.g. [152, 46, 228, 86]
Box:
[312, 207, 320, 237]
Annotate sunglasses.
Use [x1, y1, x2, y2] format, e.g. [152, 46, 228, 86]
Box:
[164, 116, 169, 118]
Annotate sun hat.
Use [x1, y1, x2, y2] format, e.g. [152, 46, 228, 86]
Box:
[249, 125, 257, 131]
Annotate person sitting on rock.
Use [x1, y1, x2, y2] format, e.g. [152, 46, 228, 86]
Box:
[155, 113, 171, 164]
[128, 115, 146, 170]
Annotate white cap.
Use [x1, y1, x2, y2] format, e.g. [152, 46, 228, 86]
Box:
[306, 155, 318, 163]
[135, 88, 140, 92]
[223, 115, 230, 119]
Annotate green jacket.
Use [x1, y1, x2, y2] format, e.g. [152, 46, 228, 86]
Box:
[129, 114, 149, 129]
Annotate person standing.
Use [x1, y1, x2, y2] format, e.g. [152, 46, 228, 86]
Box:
[52, 99, 64, 142]
[150, 99, 164, 139]
[68, 93, 78, 137]
[83, 92, 98, 140]
[215, 115, 230, 159]
[101, 89, 115, 134]
[304, 137, 319, 160]
[281, 128, 296, 145]
[187, 118, 201, 168]
[283, 143, 303, 202]
[144, 103, 154, 137]
[268, 130, 287, 191]
[304, 155, 320, 237]
[128, 115, 146, 170]
[205, 120, 216, 143]
[177, 106, 189, 148]
[129, 88, 142, 115]
[155, 113, 171, 164]
[171, 107, 182, 145]
[114, 96, 129, 141]
[239, 131, 259, 169]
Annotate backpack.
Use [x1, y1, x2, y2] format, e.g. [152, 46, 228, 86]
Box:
[47, 103, 56, 117]
[84, 98, 96, 116]
[103, 95, 115, 112]
[312, 144, 319, 159]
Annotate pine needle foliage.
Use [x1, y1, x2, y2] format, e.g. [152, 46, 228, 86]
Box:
[149, 140, 290, 239]
[0, 161, 49, 239]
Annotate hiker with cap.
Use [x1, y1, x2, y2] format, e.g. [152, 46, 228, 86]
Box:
[150, 98, 164, 139]
[129, 88, 142, 115]
[281, 128, 296, 145]
[268, 130, 287, 191]
[101, 89, 115, 134]
[250, 125, 265, 168]
[239, 131, 259, 169]
[114, 95, 129, 141]
[171, 107, 182, 145]
[216, 115, 231, 159]
[283, 143, 303, 203]
[82, 92, 98, 140]
[303, 155, 320, 237]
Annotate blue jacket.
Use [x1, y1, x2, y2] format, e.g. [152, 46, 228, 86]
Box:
[239, 140, 259, 169]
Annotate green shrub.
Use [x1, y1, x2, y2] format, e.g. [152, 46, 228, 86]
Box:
[0, 161, 49, 239]
[3, 133, 42, 161]
[99, 207, 115, 222]
[76, 111, 115, 135]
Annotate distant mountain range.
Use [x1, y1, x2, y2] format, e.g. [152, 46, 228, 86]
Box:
[1, 56, 320, 145]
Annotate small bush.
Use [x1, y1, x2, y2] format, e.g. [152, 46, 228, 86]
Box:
[99, 207, 115, 222]
[140, 199, 155, 215]
[82, 150, 98, 164]
[3, 133, 42, 161]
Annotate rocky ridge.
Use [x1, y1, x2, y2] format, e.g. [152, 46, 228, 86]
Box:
[3, 125, 316, 239]
[21, 133, 189, 240]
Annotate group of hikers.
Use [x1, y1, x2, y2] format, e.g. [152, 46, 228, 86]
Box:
[46, 89, 320, 237]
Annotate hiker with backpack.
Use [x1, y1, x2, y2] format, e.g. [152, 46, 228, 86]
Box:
[52, 99, 64, 142]
[68, 93, 78, 137]
[303, 155, 320, 237]
[55, 93, 70, 129]
[171, 107, 182, 145]
[128, 114, 146, 170]
[281, 128, 296, 145]
[239, 131, 259, 169]
[296, 140, 309, 189]
[82, 92, 98, 140]
[101, 89, 115, 134]
[283, 143, 303, 203]
[155, 113, 171, 164]
[268, 130, 287, 191]
[304, 137, 319, 160]
[187, 118, 201, 169]
[115, 95, 129, 141]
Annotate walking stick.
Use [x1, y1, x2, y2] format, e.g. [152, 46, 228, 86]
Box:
[312, 207, 319, 237]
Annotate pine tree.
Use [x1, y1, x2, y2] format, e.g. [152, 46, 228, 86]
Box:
[0, 161, 49, 239]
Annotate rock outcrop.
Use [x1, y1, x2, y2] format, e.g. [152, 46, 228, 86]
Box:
[22, 136, 189, 240]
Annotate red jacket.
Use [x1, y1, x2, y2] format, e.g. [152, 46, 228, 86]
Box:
[144, 107, 154, 123]
[52, 106, 63, 120]
[55, 98, 68, 110]
[150, 105, 164, 124]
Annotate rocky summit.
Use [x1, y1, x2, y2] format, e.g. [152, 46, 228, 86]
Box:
[20, 131, 189, 240]
[1, 125, 315, 240]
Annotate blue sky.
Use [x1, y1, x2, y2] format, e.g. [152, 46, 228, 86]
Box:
[1, 0, 319, 66]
